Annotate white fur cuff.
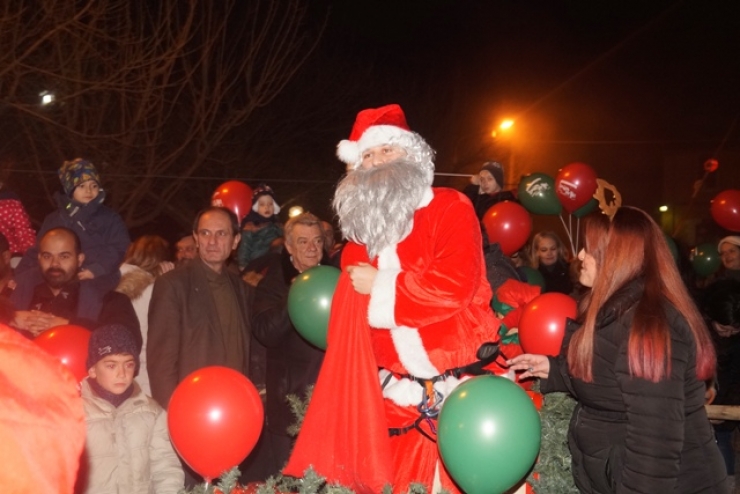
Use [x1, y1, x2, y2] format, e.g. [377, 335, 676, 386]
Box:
[368, 267, 400, 328]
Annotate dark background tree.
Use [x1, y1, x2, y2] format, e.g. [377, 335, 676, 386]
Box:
[0, 0, 327, 233]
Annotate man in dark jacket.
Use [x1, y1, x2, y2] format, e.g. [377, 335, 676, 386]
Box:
[10, 227, 140, 348]
[147, 207, 253, 410]
[250, 212, 326, 478]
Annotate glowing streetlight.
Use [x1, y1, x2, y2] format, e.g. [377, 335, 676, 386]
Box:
[288, 206, 304, 218]
[39, 91, 55, 105]
[659, 205, 669, 212]
[491, 119, 514, 138]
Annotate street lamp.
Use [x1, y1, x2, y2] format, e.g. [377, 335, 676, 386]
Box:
[491, 119, 514, 138]
[39, 91, 55, 105]
[288, 206, 304, 218]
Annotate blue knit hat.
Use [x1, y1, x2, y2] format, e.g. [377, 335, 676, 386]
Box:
[58, 158, 101, 197]
[86, 325, 139, 371]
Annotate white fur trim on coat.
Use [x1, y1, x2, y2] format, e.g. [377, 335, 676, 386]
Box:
[368, 245, 402, 328]
[378, 369, 468, 407]
[390, 326, 440, 379]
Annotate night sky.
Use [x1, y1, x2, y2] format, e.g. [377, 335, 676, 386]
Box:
[265, 0, 739, 238]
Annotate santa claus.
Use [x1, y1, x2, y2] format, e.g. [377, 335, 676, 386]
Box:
[284, 104, 502, 493]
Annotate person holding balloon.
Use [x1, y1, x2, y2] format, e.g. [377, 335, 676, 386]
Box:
[285, 104, 503, 494]
[509, 207, 729, 493]
[250, 212, 327, 479]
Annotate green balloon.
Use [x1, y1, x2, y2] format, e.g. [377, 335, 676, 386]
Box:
[520, 266, 545, 289]
[287, 265, 340, 349]
[691, 243, 721, 278]
[438, 376, 541, 494]
[517, 173, 562, 215]
[572, 197, 598, 218]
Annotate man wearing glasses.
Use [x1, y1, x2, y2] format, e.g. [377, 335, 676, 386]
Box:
[147, 206, 253, 412]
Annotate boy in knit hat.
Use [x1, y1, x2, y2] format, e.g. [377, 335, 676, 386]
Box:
[78, 324, 183, 494]
[463, 160, 517, 220]
[12, 158, 131, 323]
[237, 183, 284, 271]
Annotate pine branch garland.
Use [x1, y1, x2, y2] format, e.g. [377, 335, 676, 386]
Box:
[529, 391, 578, 494]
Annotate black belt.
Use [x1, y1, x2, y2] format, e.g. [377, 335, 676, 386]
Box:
[386, 342, 503, 441]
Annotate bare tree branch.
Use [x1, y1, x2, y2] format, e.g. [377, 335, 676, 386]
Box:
[1, 0, 325, 228]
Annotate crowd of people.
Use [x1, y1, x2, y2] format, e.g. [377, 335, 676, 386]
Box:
[0, 102, 737, 494]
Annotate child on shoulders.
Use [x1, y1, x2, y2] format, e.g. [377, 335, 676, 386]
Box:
[12, 158, 131, 321]
[237, 184, 284, 272]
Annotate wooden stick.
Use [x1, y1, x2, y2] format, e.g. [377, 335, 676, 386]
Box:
[705, 405, 740, 421]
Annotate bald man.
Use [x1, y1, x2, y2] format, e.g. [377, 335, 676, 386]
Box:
[11, 227, 140, 347]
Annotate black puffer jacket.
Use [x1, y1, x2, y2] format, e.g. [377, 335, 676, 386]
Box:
[542, 281, 729, 494]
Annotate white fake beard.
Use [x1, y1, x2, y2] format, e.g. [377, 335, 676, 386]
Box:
[333, 159, 429, 259]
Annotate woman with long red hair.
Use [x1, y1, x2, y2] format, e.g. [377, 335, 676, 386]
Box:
[509, 207, 728, 493]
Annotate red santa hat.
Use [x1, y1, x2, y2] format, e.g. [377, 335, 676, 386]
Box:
[336, 104, 415, 166]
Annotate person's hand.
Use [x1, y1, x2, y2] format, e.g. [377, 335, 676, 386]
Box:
[13, 310, 69, 336]
[507, 353, 550, 380]
[242, 270, 264, 287]
[12, 310, 36, 331]
[242, 222, 267, 233]
[158, 261, 175, 274]
[28, 312, 69, 336]
[346, 262, 377, 295]
[77, 269, 95, 280]
[470, 174, 480, 185]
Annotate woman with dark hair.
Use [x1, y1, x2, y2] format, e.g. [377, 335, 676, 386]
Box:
[509, 207, 728, 493]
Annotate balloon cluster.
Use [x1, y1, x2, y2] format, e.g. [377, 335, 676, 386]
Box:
[516, 162, 604, 258]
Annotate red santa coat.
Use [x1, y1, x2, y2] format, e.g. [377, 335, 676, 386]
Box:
[285, 188, 501, 493]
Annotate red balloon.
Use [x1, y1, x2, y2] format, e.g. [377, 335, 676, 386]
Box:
[168, 366, 264, 481]
[482, 201, 532, 256]
[555, 162, 598, 213]
[710, 189, 740, 232]
[212, 181, 253, 223]
[34, 325, 92, 382]
[518, 293, 577, 356]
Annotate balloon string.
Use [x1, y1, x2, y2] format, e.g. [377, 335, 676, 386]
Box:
[558, 214, 576, 258]
[575, 217, 581, 255]
[568, 214, 576, 257]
